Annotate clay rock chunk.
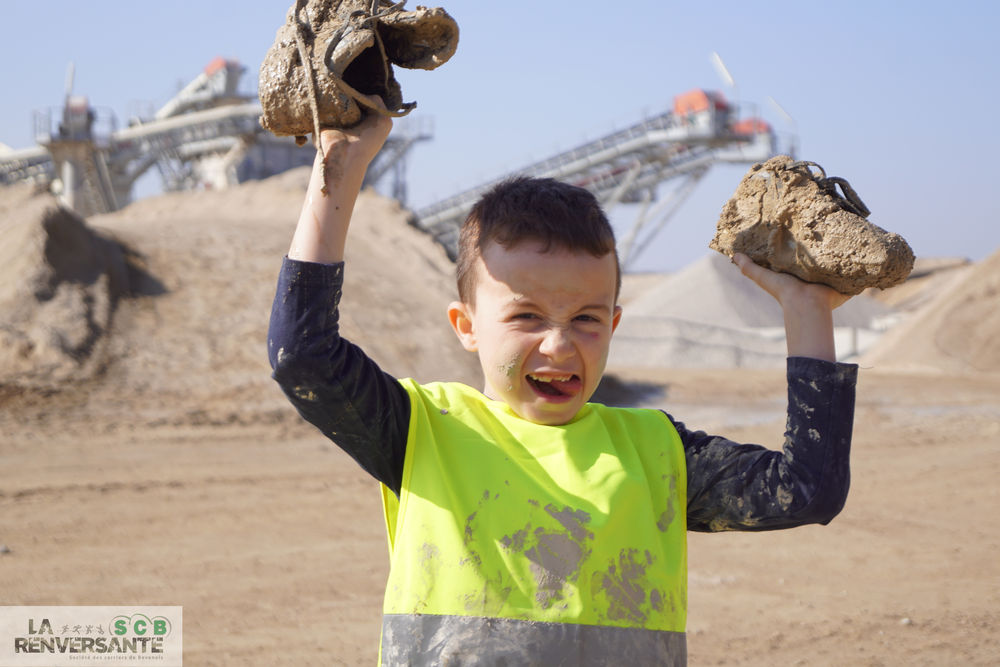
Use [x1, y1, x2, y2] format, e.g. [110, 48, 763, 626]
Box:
[258, 0, 458, 138]
[710, 155, 914, 296]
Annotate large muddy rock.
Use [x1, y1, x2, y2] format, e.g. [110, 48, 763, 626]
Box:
[710, 155, 914, 296]
[258, 0, 458, 137]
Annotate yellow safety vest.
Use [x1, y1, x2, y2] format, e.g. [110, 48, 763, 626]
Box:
[380, 379, 688, 666]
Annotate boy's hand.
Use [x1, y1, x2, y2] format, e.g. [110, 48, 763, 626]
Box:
[732, 253, 850, 311]
[288, 96, 393, 264]
[318, 96, 394, 170]
[732, 253, 851, 362]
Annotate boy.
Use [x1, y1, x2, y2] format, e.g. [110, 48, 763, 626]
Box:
[268, 111, 857, 666]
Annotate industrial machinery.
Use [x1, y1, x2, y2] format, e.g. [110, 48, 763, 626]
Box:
[3, 58, 789, 270]
[0, 59, 431, 217]
[414, 89, 788, 268]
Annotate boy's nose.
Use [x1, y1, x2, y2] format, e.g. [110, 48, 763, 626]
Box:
[538, 326, 574, 361]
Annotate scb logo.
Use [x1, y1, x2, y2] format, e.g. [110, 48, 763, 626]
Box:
[110, 614, 172, 637]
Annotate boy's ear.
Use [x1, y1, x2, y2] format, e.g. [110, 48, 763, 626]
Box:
[611, 305, 623, 333]
[448, 301, 478, 351]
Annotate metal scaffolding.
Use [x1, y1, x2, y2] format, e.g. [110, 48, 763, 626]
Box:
[412, 90, 784, 268]
[0, 58, 430, 217]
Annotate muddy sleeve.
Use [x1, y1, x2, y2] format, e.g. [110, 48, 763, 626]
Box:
[674, 357, 858, 532]
[267, 257, 410, 494]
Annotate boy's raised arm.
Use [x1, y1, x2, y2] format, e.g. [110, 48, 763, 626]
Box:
[268, 107, 411, 493]
[681, 253, 857, 531]
[288, 110, 393, 264]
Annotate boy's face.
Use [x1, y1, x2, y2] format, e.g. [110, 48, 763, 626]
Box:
[448, 239, 622, 426]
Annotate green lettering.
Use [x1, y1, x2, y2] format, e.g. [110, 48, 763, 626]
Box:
[153, 619, 167, 635]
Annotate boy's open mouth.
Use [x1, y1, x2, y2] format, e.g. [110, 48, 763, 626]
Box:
[526, 373, 580, 398]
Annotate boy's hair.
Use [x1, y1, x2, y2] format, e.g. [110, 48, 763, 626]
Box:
[456, 176, 621, 306]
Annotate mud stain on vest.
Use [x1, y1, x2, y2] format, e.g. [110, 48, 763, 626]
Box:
[500, 527, 530, 552]
[463, 489, 500, 567]
[526, 533, 583, 607]
[460, 490, 515, 614]
[544, 504, 594, 543]
[592, 548, 659, 625]
[649, 587, 664, 612]
[657, 476, 678, 532]
[416, 542, 441, 612]
[500, 503, 595, 609]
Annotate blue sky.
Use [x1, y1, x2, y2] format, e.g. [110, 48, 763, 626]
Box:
[2, 1, 997, 271]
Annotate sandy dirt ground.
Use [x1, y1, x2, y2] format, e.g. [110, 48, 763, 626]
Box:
[2, 176, 999, 665]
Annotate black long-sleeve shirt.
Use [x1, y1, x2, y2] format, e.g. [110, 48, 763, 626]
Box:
[268, 257, 857, 532]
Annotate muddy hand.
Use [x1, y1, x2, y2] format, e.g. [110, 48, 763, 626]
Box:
[319, 94, 393, 168]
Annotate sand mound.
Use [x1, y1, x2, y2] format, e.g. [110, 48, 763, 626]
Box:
[0, 186, 129, 390]
[862, 246, 1000, 373]
[2, 167, 481, 424]
[866, 256, 972, 312]
[625, 252, 892, 329]
[609, 253, 895, 369]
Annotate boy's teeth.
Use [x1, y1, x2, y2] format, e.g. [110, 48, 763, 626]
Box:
[529, 374, 571, 382]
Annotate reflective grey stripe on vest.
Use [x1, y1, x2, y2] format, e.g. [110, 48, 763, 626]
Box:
[381, 613, 686, 666]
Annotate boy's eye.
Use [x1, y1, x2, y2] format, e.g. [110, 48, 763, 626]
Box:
[512, 313, 539, 320]
[574, 314, 601, 323]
